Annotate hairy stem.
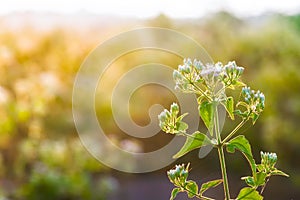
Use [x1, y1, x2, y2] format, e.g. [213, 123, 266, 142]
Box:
[214, 104, 231, 200]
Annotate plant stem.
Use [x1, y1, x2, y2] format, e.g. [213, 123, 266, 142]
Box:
[214, 104, 231, 200]
[222, 119, 247, 144]
[217, 146, 230, 200]
[260, 176, 270, 194]
[181, 184, 215, 200]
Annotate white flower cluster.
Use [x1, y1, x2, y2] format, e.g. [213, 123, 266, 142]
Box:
[173, 58, 244, 94]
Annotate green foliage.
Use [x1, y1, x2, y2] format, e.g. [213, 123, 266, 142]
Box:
[0, 12, 299, 199]
[236, 187, 263, 200]
[173, 131, 212, 158]
[226, 135, 256, 176]
[199, 179, 223, 195]
[223, 96, 235, 120]
[159, 58, 288, 199]
[18, 169, 116, 200]
[199, 101, 215, 136]
[167, 163, 222, 200]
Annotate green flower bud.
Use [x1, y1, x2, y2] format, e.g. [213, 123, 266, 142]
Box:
[170, 103, 179, 114]
[261, 151, 277, 169]
[178, 65, 185, 72]
[193, 59, 203, 70]
[158, 110, 167, 122]
[167, 169, 176, 182]
[184, 58, 192, 66]
[173, 70, 182, 81]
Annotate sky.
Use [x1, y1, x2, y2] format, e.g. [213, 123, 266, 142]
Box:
[1, 0, 300, 18]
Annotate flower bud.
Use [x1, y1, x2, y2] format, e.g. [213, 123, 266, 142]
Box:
[173, 70, 182, 80]
[193, 59, 203, 70]
[170, 103, 179, 114]
[158, 110, 167, 122]
[178, 65, 185, 72]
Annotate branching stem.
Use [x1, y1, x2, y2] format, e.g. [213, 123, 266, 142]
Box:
[222, 119, 247, 144]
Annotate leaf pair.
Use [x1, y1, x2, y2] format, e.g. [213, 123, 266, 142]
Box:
[170, 179, 223, 200]
[199, 97, 235, 137]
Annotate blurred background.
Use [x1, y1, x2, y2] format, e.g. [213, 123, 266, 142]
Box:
[0, 0, 300, 199]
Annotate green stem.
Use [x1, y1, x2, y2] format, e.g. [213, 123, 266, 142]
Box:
[214, 104, 231, 200]
[182, 132, 203, 141]
[260, 176, 270, 194]
[222, 119, 247, 144]
[217, 146, 230, 200]
[192, 83, 212, 101]
[182, 186, 215, 200]
[179, 181, 215, 200]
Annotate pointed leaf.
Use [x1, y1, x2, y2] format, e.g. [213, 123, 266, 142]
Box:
[170, 188, 181, 200]
[173, 131, 212, 158]
[271, 169, 289, 177]
[199, 101, 214, 136]
[186, 180, 198, 198]
[236, 187, 263, 200]
[226, 135, 256, 177]
[224, 97, 235, 120]
[177, 113, 189, 121]
[200, 179, 223, 195]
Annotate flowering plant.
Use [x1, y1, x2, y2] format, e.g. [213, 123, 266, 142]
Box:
[158, 59, 288, 200]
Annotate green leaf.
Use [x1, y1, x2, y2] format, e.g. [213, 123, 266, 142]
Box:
[223, 96, 235, 120]
[177, 113, 189, 121]
[234, 110, 248, 118]
[255, 172, 267, 186]
[226, 135, 256, 177]
[170, 188, 181, 200]
[228, 81, 245, 90]
[236, 187, 263, 200]
[173, 131, 212, 158]
[186, 180, 198, 198]
[200, 179, 223, 195]
[199, 101, 214, 136]
[250, 113, 259, 124]
[271, 169, 289, 177]
[176, 121, 188, 132]
[241, 176, 255, 187]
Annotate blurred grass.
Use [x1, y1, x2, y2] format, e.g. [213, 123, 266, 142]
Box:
[0, 12, 299, 199]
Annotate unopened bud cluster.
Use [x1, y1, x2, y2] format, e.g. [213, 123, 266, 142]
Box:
[167, 163, 190, 186]
[241, 86, 265, 114]
[158, 103, 187, 134]
[260, 151, 277, 170]
[222, 61, 244, 86]
[173, 58, 204, 92]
